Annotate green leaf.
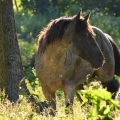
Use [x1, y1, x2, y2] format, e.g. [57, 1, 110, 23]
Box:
[103, 106, 110, 115]
[82, 95, 88, 105]
[88, 108, 94, 120]
[115, 75, 120, 84]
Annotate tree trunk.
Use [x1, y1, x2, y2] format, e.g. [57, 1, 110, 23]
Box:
[0, 1, 5, 90]
[0, 0, 30, 102]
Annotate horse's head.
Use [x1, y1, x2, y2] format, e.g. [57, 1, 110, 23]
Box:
[67, 10, 104, 69]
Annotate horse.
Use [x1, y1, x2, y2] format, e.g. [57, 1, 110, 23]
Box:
[35, 9, 120, 113]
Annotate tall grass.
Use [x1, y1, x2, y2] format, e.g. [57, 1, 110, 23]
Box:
[0, 80, 120, 119]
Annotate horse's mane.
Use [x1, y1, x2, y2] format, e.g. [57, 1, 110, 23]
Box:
[37, 16, 92, 54]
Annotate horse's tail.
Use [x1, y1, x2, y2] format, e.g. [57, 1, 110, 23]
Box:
[105, 34, 120, 76]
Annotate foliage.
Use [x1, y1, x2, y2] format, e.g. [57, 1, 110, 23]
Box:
[80, 86, 120, 120]
[15, 12, 48, 42]
[78, 0, 120, 16]
[14, 10, 120, 44]
[18, 39, 36, 65]
[115, 75, 120, 84]
[15, 0, 120, 16]
[90, 13, 120, 48]
[15, 9, 60, 43]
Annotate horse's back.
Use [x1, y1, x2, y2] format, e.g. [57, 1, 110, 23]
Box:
[105, 33, 120, 76]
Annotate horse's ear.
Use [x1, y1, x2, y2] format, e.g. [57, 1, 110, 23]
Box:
[75, 9, 82, 20]
[84, 11, 91, 21]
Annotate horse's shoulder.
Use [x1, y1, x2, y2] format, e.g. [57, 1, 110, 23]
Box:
[65, 49, 75, 59]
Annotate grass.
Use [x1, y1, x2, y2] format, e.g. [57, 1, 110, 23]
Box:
[0, 78, 120, 120]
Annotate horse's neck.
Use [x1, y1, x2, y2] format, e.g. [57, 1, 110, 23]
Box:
[43, 41, 68, 65]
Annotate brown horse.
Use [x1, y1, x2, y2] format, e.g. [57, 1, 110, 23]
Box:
[35, 10, 120, 112]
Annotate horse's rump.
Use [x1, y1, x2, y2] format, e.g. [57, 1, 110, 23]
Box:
[105, 34, 120, 76]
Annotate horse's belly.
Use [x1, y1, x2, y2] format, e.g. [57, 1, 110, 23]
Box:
[37, 66, 94, 92]
[35, 61, 67, 91]
[38, 71, 67, 91]
[35, 53, 94, 91]
[75, 70, 94, 85]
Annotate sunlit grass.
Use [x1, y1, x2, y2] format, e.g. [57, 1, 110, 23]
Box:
[0, 78, 120, 119]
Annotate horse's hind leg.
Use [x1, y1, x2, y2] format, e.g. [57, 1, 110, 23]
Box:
[42, 86, 56, 112]
[62, 79, 74, 114]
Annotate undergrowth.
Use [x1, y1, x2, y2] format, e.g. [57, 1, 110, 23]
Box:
[0, 74, 120, 119]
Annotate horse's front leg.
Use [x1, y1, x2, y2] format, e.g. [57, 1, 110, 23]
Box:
[63, 79, 74, 114]
[75, 84, 84, 103]
[42, 85, 56, 114]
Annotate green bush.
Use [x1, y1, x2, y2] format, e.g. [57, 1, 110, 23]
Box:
[90, 13, 120, 48]
[79, 86, 120, 120]
[15, 12, 48, 43]
[15, 6, 60, 43]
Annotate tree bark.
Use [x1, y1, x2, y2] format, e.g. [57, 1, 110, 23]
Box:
[0, 1, 5, 90]
[0, 0, 30, 102]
